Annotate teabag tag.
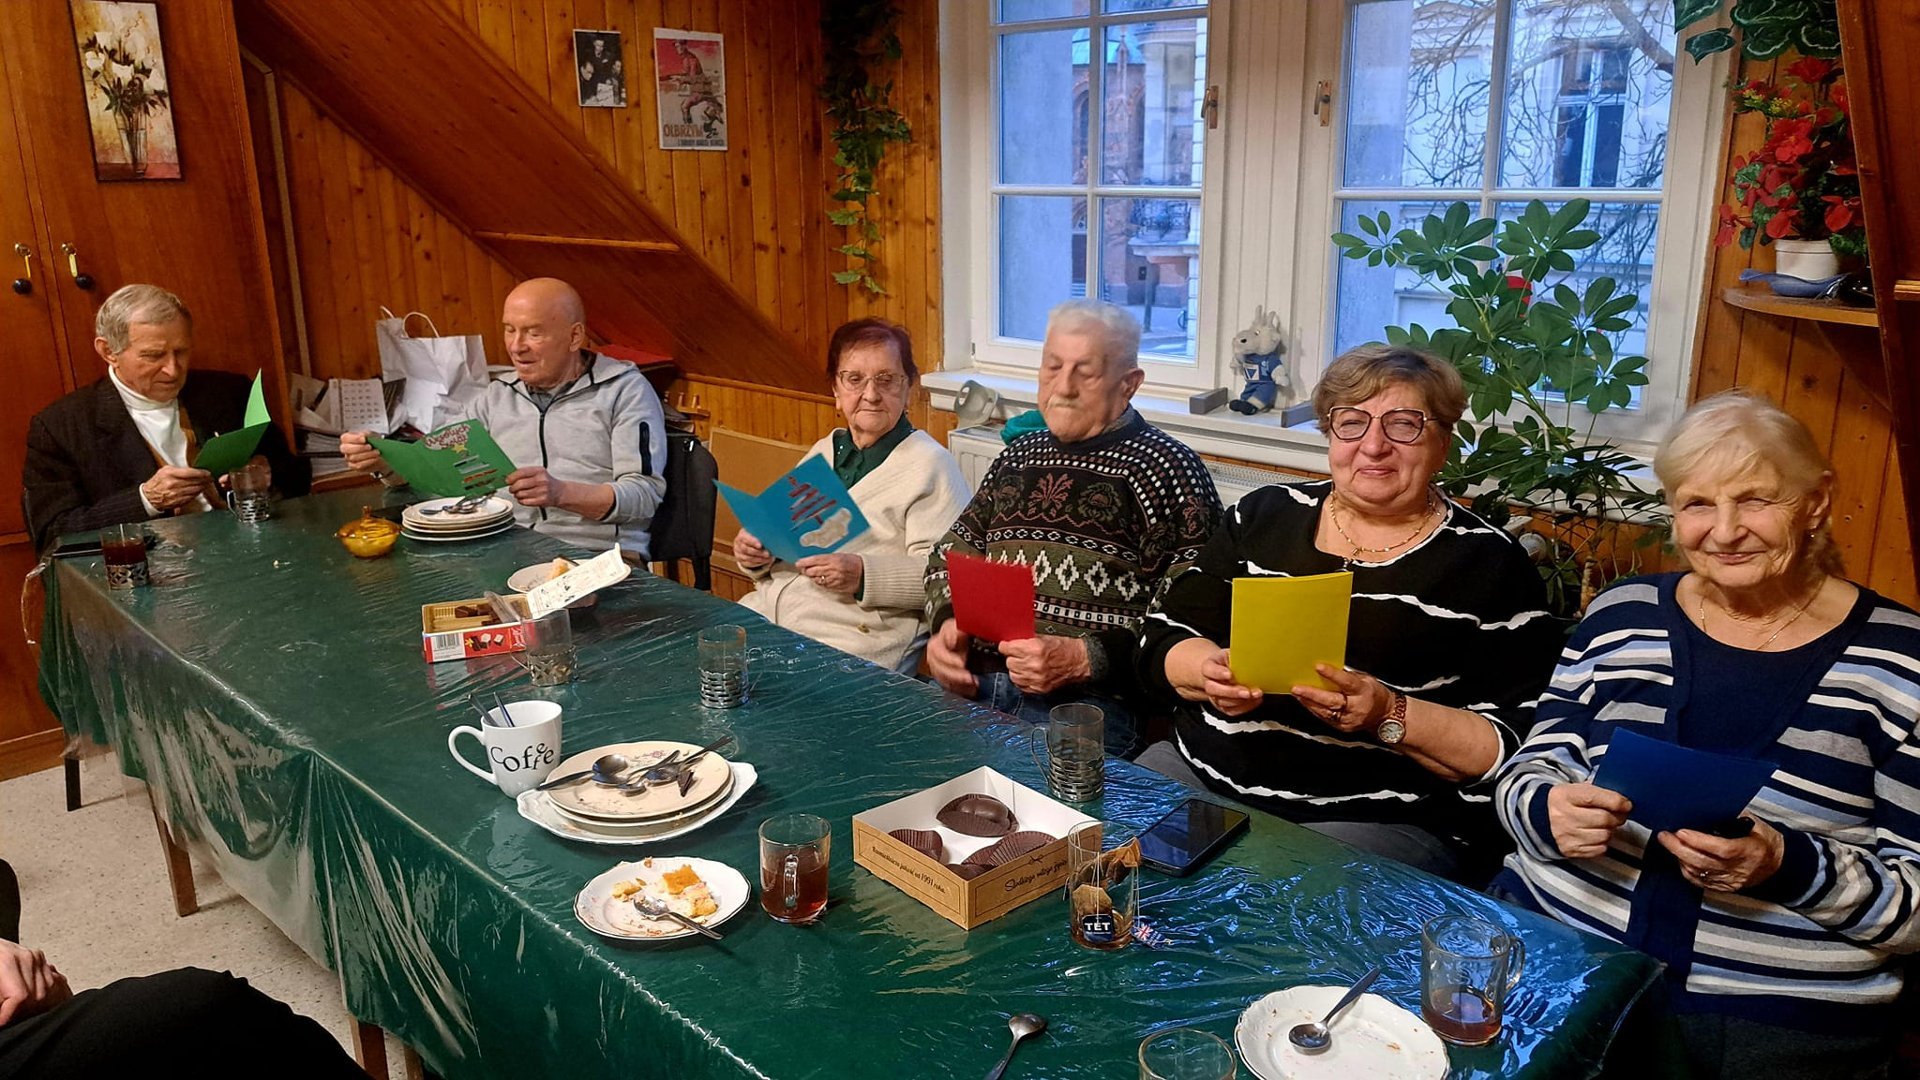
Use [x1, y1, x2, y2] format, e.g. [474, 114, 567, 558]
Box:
[525, 547, 629, 617]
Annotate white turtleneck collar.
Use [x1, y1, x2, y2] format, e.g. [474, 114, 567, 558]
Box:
[108, 365, 187, 467]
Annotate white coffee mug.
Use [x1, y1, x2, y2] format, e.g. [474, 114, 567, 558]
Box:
[447, 700, 563, 796]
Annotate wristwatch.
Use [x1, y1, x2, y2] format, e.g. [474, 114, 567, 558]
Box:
[1376, 692, 1408, 745]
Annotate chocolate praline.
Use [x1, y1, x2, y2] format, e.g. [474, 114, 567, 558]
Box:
[937, 793, 1018, 837]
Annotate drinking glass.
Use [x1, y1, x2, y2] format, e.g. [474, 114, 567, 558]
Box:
[1421, 914, 1527, 1046]
[1030, 703, 1104, 802]
[518, 607, 575, 686]
[699, 623, 748, 708]
[760, 813, 830, 923]
[101, 523, 149, 589]
[1067, 821, 1136, 949]
[1138, 1029, 1236, 1080]
[225, 455, 272, 523]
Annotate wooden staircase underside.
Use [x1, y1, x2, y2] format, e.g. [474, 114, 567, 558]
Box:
[236, 0, 818, 391]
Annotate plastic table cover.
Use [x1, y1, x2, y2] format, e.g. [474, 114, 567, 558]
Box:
[39, 490, 1660, 1078]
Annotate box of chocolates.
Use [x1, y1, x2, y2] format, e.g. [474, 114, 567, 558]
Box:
[852, 766, 1099, 929]
[419, 595, 531, 663]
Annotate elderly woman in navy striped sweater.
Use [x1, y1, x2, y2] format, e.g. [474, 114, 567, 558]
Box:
[1495, 391, 1920, 1079]
[1138, 345, 1565, 885]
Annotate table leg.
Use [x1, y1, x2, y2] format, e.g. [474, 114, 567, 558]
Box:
[351, 1017, 389, 1078]
[402, 1044, 439, 1080]
[62, 751, 80, 811]
[144, 788, 197, 917]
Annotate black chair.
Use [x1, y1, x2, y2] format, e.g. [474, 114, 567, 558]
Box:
[649, 429, 718, 591]
[0, 857, 19, 943]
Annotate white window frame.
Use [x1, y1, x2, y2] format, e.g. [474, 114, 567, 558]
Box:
[939, 0, 1730, 464]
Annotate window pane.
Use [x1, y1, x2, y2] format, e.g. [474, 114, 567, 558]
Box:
[1097, 197, 1200, 359]
[998, 0, 1089, 22]
[1499, 1, 1675, 189]
[1331, 199, 1460, 358]
[999, 30, 1086, 185]
[1104, 0, 1208, 15]
[999, 195, 1089, 342]
[1343, 0, 1494, 188]
[1101, 19, 1207, 188]
[1495, 200, 1657, 363]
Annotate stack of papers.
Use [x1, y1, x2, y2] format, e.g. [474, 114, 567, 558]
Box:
[289, 372, 399, 440]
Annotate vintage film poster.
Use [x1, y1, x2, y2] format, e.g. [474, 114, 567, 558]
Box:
[71, 0, 181, 180]
[573, 29, 626, 108]
[653, 29, 726, 151]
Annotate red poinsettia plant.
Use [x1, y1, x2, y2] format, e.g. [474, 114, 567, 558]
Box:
[1715, 57, 1866, 258]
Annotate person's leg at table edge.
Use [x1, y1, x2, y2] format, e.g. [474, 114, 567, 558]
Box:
[0, 967, 363, 1079]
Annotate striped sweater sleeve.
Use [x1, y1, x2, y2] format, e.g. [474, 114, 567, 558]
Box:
[1494, 581, 1663, 863]
[1752, 606, 1920, 954]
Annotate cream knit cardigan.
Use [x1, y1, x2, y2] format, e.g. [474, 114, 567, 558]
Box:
[737, 429, 970, 671]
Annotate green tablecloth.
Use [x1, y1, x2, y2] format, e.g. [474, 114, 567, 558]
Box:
[40, 490, 1660, 1078]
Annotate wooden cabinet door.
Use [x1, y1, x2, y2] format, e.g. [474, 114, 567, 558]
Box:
[0, 0, 285, 392]
[0, 35, 78, 541]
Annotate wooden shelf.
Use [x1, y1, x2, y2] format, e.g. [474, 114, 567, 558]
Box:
[1722, 287, 1880, 328]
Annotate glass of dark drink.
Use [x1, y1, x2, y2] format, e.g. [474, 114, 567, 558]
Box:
[100, 524, 149, 590]
[760, 813, 830, 923]
[1420, 914, 1526, 1046]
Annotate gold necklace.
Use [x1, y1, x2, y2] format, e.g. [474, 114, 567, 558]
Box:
[1695, 579, 1823, 651]
[1331, 489, 1440, 570]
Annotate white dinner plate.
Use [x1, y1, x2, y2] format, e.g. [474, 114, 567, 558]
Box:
[402, 522, 517, 544]
[544, 741, 733, 823]
[574, 857, 749, 941]
[517, 763, 757, 846]
[400, 514, 515, 535]
[547, 765, 735, 828]
[1235, 987, 1448, 1080]
[403, 495, 514, 521]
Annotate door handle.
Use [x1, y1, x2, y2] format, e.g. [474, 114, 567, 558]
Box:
[10, 243, 29, 296]
[60, 243, 94, 291]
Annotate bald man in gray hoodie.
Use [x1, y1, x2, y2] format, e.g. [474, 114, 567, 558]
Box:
[341, 278, 668, 558]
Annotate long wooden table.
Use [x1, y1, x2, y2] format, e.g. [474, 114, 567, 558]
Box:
[40, 490, 1661, 1077]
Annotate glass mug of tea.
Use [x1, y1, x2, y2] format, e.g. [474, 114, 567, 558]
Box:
[224, 455, 272, 523]
[760, 813, 829, 923]
[101, 523, 149, 589]
[1421, 914, 1527, 1046]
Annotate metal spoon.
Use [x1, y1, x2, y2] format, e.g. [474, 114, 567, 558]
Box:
[631, 735, 735, 790]
[1288, 966, 1383, 1053]
[632, 894, 723, 940]
[983, 1013, 1047, 1080]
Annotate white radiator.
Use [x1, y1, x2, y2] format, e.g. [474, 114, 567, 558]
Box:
[947, 426, 1314, 506]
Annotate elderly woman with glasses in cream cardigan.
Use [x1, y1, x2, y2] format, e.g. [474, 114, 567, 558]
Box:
[731, 319, 969, 674]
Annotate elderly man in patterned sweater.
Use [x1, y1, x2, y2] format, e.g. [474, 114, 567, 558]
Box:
[926, 300, 1222, 757]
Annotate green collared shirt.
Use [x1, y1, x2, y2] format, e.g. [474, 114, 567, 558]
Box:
[830, 414, 914, 489]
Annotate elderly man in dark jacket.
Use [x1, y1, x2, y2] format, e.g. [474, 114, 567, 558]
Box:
[22, 284, 309, 551]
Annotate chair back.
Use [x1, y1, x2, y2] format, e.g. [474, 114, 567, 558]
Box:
[650, 430, 718, 590]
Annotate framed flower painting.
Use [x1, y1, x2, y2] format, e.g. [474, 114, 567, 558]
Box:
[70, 0, 180, 181]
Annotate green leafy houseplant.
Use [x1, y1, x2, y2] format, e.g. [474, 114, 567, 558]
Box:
[819, 0, 913, 295]
[1676, 0, 1840, 62]
[1332, 200, 1666, 614]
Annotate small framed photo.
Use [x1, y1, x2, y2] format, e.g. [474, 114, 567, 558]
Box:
[574, 29, 626, 108]
[71, 0, 181, 180]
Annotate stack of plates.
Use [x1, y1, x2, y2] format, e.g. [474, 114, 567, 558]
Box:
[401, 496, 516, 543]
[517, 741, 755, 845]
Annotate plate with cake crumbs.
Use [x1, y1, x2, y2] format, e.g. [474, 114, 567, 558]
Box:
[574, 857, 750, 942]
[1235, 986, 1447, 1079]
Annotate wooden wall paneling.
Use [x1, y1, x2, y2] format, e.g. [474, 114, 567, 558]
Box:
[545, 0, 581, 125]
[739, 4, 782, 328]
[714, 0, 757, 311]
[914, 0, 943, 372]
[1870, 460, 1916, 603]
[514, 0, 552, 101]
[240, 62, 305, 381]
[769, 5, 815, 352]
[281, 85, 339, 379]
[0, 0, 287, 407]
[1826, 367, 1894, 577]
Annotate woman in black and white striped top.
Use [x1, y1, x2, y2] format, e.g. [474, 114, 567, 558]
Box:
[1137, 346, 1564, 883]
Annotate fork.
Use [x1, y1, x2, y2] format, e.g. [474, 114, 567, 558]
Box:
[632, 895, 722, 940]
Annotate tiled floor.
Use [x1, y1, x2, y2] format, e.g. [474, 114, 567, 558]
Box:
[0, 753, 402, 1070]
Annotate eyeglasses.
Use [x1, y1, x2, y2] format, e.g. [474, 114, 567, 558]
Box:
[836, 371, 906, 394]
[1325, 406, 1435, 444]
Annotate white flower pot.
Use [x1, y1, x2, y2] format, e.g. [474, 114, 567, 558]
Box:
[1773, 238, 1840, 282]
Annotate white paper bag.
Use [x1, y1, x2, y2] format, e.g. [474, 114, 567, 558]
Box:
[375, 308, 489, 431]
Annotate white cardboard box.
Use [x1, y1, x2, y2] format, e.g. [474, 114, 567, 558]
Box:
[852, 766, 1099, 930]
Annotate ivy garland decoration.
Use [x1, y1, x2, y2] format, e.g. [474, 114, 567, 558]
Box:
[1677, 0, 1841, 62]
[820, 0, 913, 295]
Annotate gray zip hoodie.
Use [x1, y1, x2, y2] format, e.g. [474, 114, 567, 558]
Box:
[472, 352, 668, 557]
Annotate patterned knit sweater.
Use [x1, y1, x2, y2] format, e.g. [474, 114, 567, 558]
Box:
[926, 410, 1222, 695]
[1495, 574, 1920, 1033]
